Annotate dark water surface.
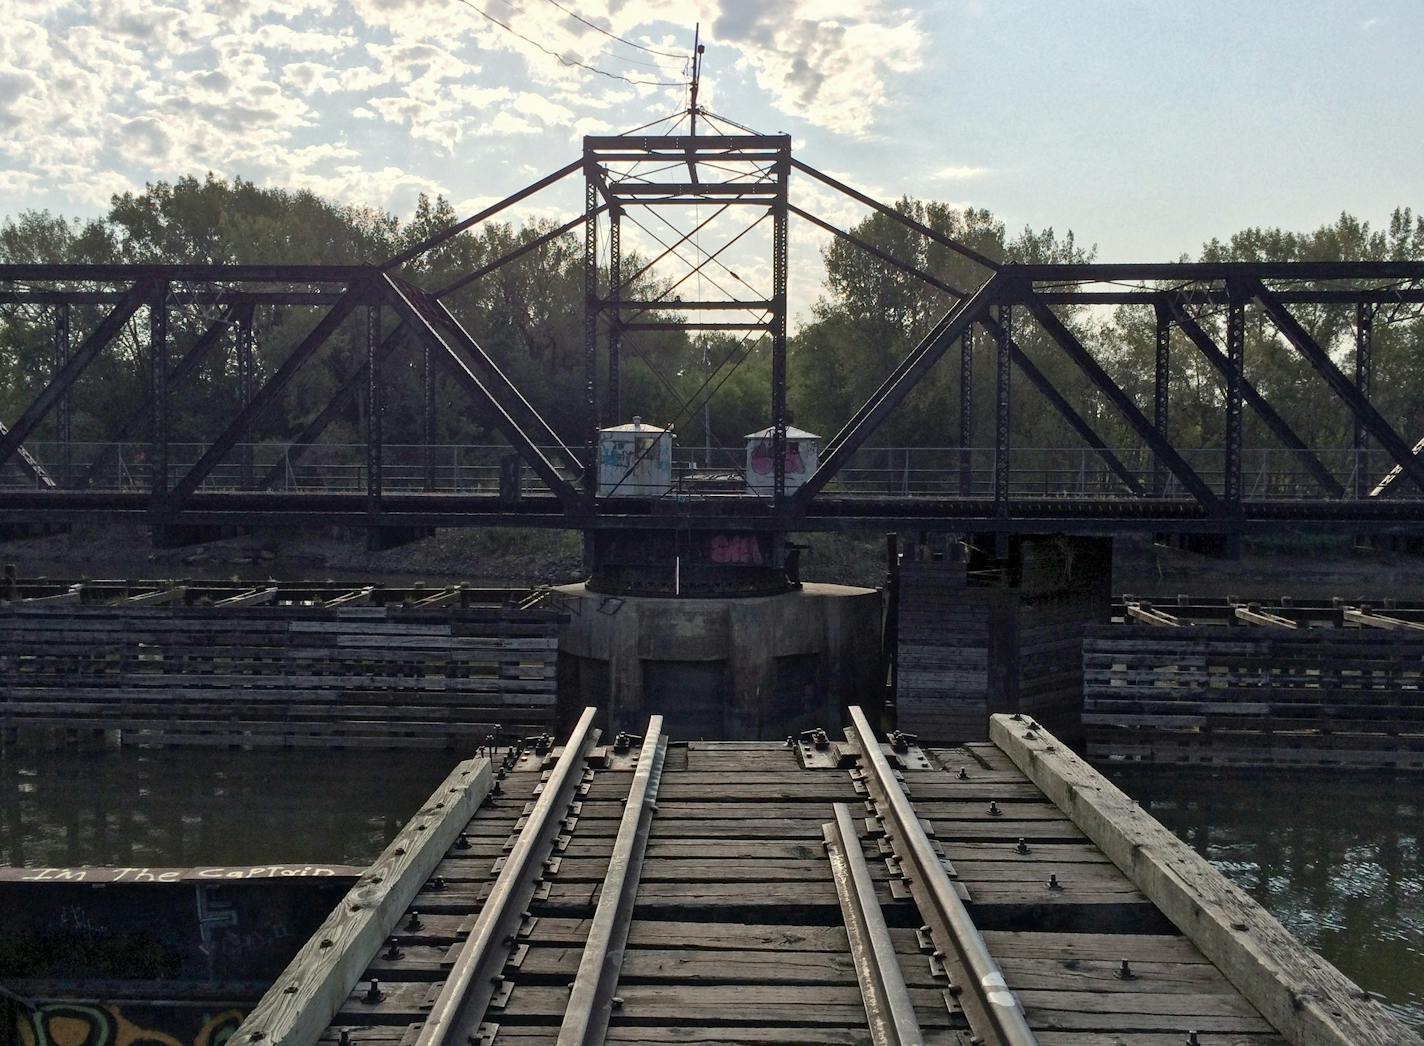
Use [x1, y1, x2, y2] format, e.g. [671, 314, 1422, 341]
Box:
[3, 746, 1420, 1030]
[1108, 764, 1424, 1029]
[0, 745, 457, 868]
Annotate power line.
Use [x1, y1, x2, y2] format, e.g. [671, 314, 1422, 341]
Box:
[534, 0, 686, 60]
[452, 0, 687, 87]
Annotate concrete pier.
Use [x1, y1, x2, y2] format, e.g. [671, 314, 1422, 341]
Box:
[553, 581, 883, 739]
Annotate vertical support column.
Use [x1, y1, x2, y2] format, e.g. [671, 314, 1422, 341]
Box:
[1153, 302, 1171, 497]
[366, 302, 383, 516]
[150, 284, 168, 499]
[959, 328, 974, 496]
[55, 303, 72, 486]
[771, 149, 790, 504]
[994, 302, 1012, 514]
[422, 331, 435, 491]
[236, 303, 255, 490]
[607, 206, 622, 424]
[1224, 286, 1245, 508]
[1354, 302, 1373, 499]
[583, 176, 599, 494]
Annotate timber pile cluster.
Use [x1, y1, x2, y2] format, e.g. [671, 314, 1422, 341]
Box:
[894, 541, 1110, 746]
[0, 580, 562, 748]
[1085, 624, 1424, 770]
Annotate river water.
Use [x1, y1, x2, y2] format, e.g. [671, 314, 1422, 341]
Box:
[1, 745, 1419, 1029]
[1107, 763, 1424, 1029]
[0, 745, 456, 868]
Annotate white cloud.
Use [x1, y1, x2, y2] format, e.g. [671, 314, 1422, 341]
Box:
[931, 165, 989, 181]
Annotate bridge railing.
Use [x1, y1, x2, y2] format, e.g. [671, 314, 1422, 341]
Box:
[0, 441, 1408, 501]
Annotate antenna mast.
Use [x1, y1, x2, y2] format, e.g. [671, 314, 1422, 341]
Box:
[688, 24, 703, 135]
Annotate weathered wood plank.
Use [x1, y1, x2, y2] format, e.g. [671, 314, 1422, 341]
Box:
[232, 756, 493, 1046]
[990, 713, 1417, 1046]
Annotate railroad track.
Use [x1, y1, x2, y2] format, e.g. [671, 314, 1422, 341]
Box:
[235, 707, 1412, 1046]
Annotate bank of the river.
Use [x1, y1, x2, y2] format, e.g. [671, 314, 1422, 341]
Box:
[9, 526, 1424, 598]
[1107, 763, 1424, 1029]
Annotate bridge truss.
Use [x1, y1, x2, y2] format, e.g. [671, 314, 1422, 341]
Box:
[2, 115, 1424, 539]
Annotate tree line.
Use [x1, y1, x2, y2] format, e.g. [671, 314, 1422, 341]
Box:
[1, 173, 1421, 483]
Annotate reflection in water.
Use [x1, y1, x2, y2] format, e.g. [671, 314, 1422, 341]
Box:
[0, 745, 457, 868]
[1109, 764, 1424, 1029]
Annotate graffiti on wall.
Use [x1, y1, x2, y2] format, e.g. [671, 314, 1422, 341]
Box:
[748, 440, 806, 479]
[6, 1001, 244, 1046]
[708, 534, 766, 566]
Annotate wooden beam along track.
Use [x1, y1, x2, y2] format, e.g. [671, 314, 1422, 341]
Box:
[237, 707, 1413, 1046]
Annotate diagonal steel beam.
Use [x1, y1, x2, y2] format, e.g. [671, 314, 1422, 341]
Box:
[0, 419, 54, 488]
[790, 204, 969, 298]
[978, 314, 1144, 496]
[794, 206, 1136, 492]
[1246, 277, 1424, 496]
[81, 305, 240, 488]
[789, 157, 1001, 275]
[267, 217, 607, 478]
[796, 275, 1001, 503]
[397, 277, 584, 477]
[379, 275, 583, 509]
[1023, 295, 1221, 511]
[436, 209, 605, 298]
[1166, 298, 1344, 498]
[257, 324, 410, 490]
[0, 278, 155, 474]
[167, 284, 363, 505]
[382, 160, 582, 271]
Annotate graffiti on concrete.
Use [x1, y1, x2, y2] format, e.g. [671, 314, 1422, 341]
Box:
[709, 534, 766, 566]
[8, 1001, 244, 1046]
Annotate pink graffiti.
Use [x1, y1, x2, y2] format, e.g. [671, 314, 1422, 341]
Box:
[709, 534, 764, 565]
[750, 441, 806, 477]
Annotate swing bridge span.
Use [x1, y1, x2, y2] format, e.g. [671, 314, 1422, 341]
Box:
[2, 127, 1424, 540]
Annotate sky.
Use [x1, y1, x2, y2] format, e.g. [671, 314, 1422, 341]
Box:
[1, 0, 1421, 316]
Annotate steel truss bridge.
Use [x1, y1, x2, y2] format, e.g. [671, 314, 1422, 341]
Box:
[3, 119, 1424, 541]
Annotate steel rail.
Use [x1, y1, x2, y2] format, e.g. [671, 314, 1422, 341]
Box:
[415, 706, 601, 1046]
[823, 802, 924, 1046]
[557, 715, 668, 1046]
[846, 705, 1038, 1046]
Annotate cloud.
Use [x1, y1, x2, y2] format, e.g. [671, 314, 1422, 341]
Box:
[930, 165, 989, 181]
[713, 0, 923, 135]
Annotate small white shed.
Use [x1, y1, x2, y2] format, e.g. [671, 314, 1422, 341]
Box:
[597, 417, 673, 497]
[744, 425, 820, 496]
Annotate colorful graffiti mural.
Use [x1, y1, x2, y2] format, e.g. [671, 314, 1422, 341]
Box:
[5, 1000, 244, 1046]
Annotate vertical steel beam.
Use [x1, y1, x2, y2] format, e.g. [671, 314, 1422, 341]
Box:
[236, 304, 255, 489]
[583, 176, 599, 492]
[55, 304, 71, 485]
[150, 284, 168, 498]
[994, 303, 1012, 513]
[422, 331, 435, 491]
[1225, 288, 1245, 507]
[366, 302, 383, 513]
[771, 149, 790, 504]
[608, 206, 622, 425]
[959, 328, 973, 496]
[1153, 303, 1171, 496]
[1355, 302, 1373, 499]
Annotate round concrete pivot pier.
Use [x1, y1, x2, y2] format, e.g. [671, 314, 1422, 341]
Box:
[554, 581, 883, 740]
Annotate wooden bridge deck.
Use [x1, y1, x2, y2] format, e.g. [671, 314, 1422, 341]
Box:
[232, 711, 1415, 1046]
